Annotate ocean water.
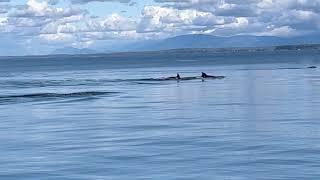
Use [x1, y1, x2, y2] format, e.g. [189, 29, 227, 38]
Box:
[0, 51, 320, 179]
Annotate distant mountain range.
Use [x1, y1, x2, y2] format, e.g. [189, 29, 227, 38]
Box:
[51, 34, 320, 55]
[125, 34, 320, 52]
[52, 47, 98, 55]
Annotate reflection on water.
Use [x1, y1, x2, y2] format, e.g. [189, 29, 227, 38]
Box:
[0, 54, 320, 179]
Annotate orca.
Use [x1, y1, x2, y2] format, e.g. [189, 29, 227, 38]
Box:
[162, 73, 181, 80]
[307, 66, 317, 69]
[177, 73, 181, 80]
[201, 72, 225, 79]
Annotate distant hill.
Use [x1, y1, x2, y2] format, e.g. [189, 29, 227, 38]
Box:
[3, 43, 319, 58]
[50, 34, 320, 55]
[124, 34, 320, 52]
[119, 44, 320, 56]
[52, 47, 97, 55]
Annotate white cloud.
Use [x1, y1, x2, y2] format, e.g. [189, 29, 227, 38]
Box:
[137, 6, 231, 33]
[153, 0, 320, 36]
[86, 13, 136, 32]
[257, 26, 300, 37]
[40, 33, 74, 42]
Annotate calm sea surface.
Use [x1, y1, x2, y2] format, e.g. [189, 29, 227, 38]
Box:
[0, 51, 320, 179]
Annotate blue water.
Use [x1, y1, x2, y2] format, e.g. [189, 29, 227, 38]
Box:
[1, 51, 320, 179]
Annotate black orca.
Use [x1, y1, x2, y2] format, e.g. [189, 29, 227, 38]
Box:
[162, 73, 181, 80]
[307, 66, 317, 69]
[201, 72, 225, 79]
[176, 73, 181, 80]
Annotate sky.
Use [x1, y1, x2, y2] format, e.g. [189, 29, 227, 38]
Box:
[0, 0, 319, 55]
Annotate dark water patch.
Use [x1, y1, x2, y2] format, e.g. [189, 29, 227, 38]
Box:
[0, 78, 144, 89]
[0, 91, 118, 105]
[0, 79, 116, 89]
[0, 80, 73, 88]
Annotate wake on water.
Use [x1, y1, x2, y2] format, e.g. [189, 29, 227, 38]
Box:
[0, 91, 119, 105]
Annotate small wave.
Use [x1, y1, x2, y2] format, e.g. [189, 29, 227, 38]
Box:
[0, 91, 118, 104]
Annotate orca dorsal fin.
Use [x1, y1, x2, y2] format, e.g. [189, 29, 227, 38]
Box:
[201, 72, 206, 78]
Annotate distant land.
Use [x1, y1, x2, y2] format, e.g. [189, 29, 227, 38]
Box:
[52, 47, 98, 55]
[49, 44, 320, 56]
[134, 34, 320, 51]
[122, 34, 320, 52]
[2, 43, 316, 59]
[105, 44, 320, 57]
[51, 34, 320, 55]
